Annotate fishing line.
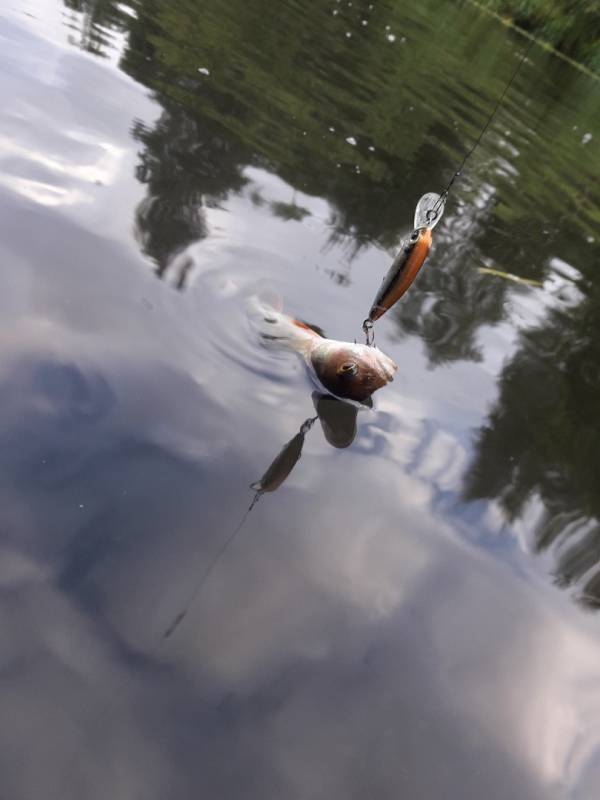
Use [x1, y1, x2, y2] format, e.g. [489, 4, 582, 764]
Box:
[162, 491, 262, 638]
[428, 37, 535, 222]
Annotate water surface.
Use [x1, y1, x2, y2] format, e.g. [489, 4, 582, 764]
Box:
[1, 0, 600, 797]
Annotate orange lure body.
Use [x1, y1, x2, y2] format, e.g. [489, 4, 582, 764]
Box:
[368, 227, 432, 322]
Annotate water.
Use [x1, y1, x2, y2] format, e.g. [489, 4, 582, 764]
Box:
[1, 0, 600, 797]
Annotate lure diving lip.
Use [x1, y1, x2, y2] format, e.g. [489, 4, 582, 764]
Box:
[367, 192, 445, 323]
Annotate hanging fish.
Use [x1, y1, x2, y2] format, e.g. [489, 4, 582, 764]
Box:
[248, 297, 397, 403]
[367, 192, 445, 322]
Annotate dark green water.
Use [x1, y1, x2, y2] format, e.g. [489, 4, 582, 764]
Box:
[1, 0, 600, 797]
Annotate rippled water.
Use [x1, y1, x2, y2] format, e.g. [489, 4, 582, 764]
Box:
[1, 0, 600, 797]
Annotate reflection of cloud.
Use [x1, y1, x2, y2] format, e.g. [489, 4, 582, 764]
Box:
[427, 558, 600, 793]
[0, 174, 90, 207]
[0, 133, 124, 186]
[2, 278, 599, 797]
[0, 545, 177, 800]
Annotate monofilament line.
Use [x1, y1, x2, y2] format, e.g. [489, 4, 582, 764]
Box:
[430, 37, 535, 219]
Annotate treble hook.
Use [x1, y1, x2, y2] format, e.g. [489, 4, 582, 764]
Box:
[362, 318, 375, 347]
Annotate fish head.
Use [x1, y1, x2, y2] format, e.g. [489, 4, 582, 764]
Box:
[309, 340, 397, 402]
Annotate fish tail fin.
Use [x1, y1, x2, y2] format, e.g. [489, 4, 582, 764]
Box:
[247, 296, 320, 354]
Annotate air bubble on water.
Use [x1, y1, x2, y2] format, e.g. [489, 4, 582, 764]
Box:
[581, 132, 592, 145]
[387, 33, 396, 42]
[79, 504, 84, 508]
[345, 136, 357, 146]
[362, 19, 368, 25]
[302, 131, 307, 136]
[587, 235, 595, 243]
[400, 36, 406, 42]
[197, 67, 210, 75]
[385, 24, 390, 30]
[573, 125, 578, 130]
[368, 145, 375, 151]
[333, 9, 338, 15]
[346, 31, 352, 37]
[329, 126, 335, 132]
[336, 163, 341, 168]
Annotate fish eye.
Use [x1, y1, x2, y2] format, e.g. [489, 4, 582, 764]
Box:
[410, 230, 419, 242]
[339, 361, 358, 376]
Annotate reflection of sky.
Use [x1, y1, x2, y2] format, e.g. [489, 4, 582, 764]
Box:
[1, 5, 600, 799]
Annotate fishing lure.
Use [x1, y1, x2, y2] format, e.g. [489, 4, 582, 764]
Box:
[366, 192, 445, 325]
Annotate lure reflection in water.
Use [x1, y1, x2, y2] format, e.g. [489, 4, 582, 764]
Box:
[367, 192, 445, 322]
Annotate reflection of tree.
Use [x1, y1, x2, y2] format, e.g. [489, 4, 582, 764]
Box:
[63, 0, 131, 56]
[464, 283, 600, 608]
[131, 108, 248, 281]
[64, 0, 600, 324]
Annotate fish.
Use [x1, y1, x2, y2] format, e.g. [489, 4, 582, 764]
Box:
[367, 192, 445, 322]
[248, 297, 397, 403]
